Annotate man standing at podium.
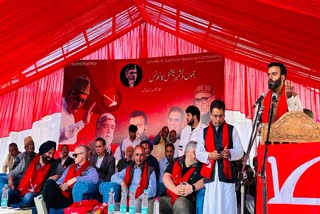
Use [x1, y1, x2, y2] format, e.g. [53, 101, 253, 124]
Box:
[262, 62, 303, 123]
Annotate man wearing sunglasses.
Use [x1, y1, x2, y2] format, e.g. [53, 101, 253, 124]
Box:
[42, 145, 99, 210]
[60, 75, 96, 145]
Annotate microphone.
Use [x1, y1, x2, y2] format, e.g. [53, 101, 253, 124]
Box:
[272, 95, 277, 102]
[253, 93, 266, 108]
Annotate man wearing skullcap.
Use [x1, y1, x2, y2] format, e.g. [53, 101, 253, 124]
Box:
[194, 84, 215, 126]
[12, 136, 36, 171]
[7, 140, 64, 208]
[60, 75, 96, 144]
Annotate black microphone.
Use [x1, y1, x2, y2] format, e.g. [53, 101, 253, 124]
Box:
[253, 93, 266, 108]
[272, 94, 277, 102]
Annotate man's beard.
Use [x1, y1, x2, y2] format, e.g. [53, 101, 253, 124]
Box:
[104, 135, 113, 146]
[42, 155, 52, 164]
[268, 77, 282, 90]
[187, 118, 195, 126]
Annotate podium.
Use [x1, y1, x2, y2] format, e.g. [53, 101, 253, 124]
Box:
[256, 112, 320, 213]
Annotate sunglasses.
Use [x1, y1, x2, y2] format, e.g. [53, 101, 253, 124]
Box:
[73, 152, 83, 158]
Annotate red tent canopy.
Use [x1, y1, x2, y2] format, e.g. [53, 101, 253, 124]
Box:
[0, 0, 320, 94]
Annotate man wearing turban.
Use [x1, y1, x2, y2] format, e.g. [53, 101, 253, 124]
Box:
[7, 140, 64, 208]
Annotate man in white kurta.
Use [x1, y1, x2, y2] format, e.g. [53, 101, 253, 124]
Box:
[59, 75, 95, 144]
[179, 105, 206, 157]
[196, 100, 244, 214]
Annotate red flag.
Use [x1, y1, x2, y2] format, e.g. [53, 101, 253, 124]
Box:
[256, 143, 320, 213]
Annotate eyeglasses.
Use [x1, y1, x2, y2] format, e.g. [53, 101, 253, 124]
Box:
[72, 152, 83, 158]
[194, 95, 213, 105]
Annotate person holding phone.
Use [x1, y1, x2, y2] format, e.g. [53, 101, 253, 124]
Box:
[196, 100, 244, 214]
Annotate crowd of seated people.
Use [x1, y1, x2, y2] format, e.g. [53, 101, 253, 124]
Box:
[0, 105, 253, 214]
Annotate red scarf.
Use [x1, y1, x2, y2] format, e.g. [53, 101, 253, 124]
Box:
[61, 161, 90, 199]
[18, 155, 51, 197]
[262, 86, 288, 123]
[200, 122, 232, 180]
[124, 162, 149, 198]
[167, 159, 196, 204]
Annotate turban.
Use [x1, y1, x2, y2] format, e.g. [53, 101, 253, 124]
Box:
[39, 140, 56, 155]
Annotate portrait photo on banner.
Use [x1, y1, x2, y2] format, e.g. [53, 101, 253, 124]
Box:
[59, 53, 225, 151]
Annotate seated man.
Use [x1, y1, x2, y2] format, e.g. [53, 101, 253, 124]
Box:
[57, 144, 74, 169]
[42, 145, 99, 209]
[140, 140, 160, 181]
[90, 137, 115, 182]
[7, 140, 63, 208]
[149, 141, 204, 214]
[158, 143, 175, 196]
[111, 145, 156, 212]
[2, 142, 20, 173]
[13, 136, 36, 170]
[116, 146, 134, 172]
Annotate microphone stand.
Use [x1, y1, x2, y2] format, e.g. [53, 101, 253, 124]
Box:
[261, 96, 276, 214]
[240, 103, 264, 214]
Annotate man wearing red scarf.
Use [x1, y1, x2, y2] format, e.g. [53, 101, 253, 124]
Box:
[41, 145, 99, 209]
[196, 100, 244, 214]
[111, 145, 157, 213]
[7, 140, 64, 208]
[257, 62, 303, 214]
[261, 62, 303, 124]
[149, 141, 204, 214]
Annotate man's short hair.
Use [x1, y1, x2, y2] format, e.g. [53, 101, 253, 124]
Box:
[61, 144, 69, 151]
[168, 106, 185, 121]
[129, 124, 138, 132]
[95, 137, 106, 146]
[9, 142, 18, 149]
[185, 105, 200, 121]
[268, 62, 287, 79]
[130, 110, 148, 125]
[185, 141, 198, 153]
[140, 140, 151, 146]
[165, 143, 175, 151]
[210, 100, 225, 112]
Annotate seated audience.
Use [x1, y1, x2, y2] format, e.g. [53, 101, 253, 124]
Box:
[149, 141, 204, 214]
[7, 140, 63, 208]
[57, 144, 74, 169]
[90, 137, 115, 182]
[2, 142, 20, 173]
[42, 145, 99, 209]
[111, 145, 156, 212]
[117, 146, 134, 172]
